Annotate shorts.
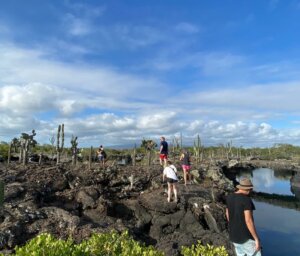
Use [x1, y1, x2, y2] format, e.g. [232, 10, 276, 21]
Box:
[160, 154, 168, 160]
[182, 165, 191, 172]
[167, 178, 178, 184]
[233, 239, 261, 256]
[98, 155, 104, 161]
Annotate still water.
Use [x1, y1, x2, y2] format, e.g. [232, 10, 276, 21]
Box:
[237, 168, 300, 256]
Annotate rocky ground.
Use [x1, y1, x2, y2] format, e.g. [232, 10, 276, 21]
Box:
[0, 159, 239, 255]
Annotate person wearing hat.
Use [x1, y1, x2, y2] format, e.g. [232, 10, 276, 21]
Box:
[226, 178, 262, 256]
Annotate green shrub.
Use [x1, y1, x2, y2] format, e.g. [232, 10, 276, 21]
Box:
[12, 231, 229, 256]
[0, 143, 9, 159]
[181, 242, 228, 256]
[14, 233, 76, 256]
[13, 231, 164, 256]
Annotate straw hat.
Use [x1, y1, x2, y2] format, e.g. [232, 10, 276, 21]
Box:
[236, 178, 253, 190]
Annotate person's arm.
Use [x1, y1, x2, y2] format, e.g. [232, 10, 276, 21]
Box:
[179, 153, 184, 161]
[244, 210, 261, 251]
[225, 208, 229, 221]
[160, 144, 163, 153]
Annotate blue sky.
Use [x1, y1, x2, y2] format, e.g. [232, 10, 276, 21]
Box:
[1, 0, 300, 147]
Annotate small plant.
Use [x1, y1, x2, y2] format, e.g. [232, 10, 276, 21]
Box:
[181, 242, 228, 256]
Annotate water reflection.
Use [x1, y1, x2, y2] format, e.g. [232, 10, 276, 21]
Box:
[238, 168, 294, 196]
[254, 201, 300, 256]
[291, 172, 300, 200]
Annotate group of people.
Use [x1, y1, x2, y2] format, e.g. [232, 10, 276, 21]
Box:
[96, 137, 261, 255]
[159, 136, 192, 204]
[160, 136, 262, 256]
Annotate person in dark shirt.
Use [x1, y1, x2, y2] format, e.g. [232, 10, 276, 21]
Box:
[159, 136, 168, 166]
[226, 178, 261, 256]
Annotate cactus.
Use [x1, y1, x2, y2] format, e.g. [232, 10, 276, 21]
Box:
[226, 140, 233, 160]
[141, 139, 157, 166]
[132, 144, 136, 167]
[56, 124, 64, 164]
[39, 152, 42, 165]
[193, 134, 202, 166]
[11, 137, 19, 153]
[89, 146, 93, 170]
[19, 130, 37, 165]
[49, 134, 55, 162]
[70, 135, 78, 166]
[180, 132, 183, 149]
[7, 142, 11, 165]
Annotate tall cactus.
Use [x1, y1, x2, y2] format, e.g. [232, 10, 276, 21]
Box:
[180, 132, 183, 149]
[89, 146, 93, 170]
[7, 142, 11, 165]
[71, 135, 78, 166]
[193, 134, 202, 166]
[226, 140, 233, 160]
[56, 124, 64, 164]
[132, 144, 136, 167]
[49, 134, 55, 162]
[19, 130, 37, 165]
[141, 139, 157, 166]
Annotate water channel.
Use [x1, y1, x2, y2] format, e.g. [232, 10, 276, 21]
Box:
[236, 168, 300, 256]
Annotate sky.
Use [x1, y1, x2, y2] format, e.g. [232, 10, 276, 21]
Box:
[1, 0, 300, 148]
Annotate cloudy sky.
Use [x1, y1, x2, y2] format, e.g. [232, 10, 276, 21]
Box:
[1, 0, 300, 148]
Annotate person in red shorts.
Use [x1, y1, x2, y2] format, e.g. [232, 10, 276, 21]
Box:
[159, 136, 168, 166]
[180, 149, 191, 186]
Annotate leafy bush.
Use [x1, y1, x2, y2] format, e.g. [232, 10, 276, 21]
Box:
[0, 143, 9, 159]
[13, 231, 164, 256]
[181, 242, 228, 256]
[11, 231, 229, 256]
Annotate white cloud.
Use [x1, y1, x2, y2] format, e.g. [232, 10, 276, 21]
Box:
[66, 2, 105, 17]
[0, 83, 58, 115]
[149, 51, 245, 73]
[175, 22, 200, 34]
[63, 14, 92, 36]
[1, 37, 300, 147]
[62, 2, 105, 36]
[0, 43, 165, 100]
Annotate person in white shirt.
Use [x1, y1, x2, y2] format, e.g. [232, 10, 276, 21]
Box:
[163, 160, 178, 203]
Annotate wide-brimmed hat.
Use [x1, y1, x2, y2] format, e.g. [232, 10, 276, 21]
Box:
[236, 178, 253, 190]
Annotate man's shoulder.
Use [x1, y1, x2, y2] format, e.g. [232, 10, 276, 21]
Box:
[227, 192, 251, 201]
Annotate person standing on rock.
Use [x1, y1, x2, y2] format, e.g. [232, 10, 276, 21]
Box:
[180, 149, 191, 186]
[226, 178, 262, 256]
[159, 136, 168, 167]
[97, 145, 106, 168]
[163, 160, 178, 203]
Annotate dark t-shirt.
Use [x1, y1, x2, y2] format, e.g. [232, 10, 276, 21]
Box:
[160, 141, 168, 154]
[181, 152, 190, 165]
[226, 193, 255, 243]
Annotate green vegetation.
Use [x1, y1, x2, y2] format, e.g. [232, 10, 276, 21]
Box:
[8, 231, 229, 256]
[12, 231, 163, 256]
[0, 142, 9, 159]
[3, 133, 300, 164]
[181, 242, 228, 256]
